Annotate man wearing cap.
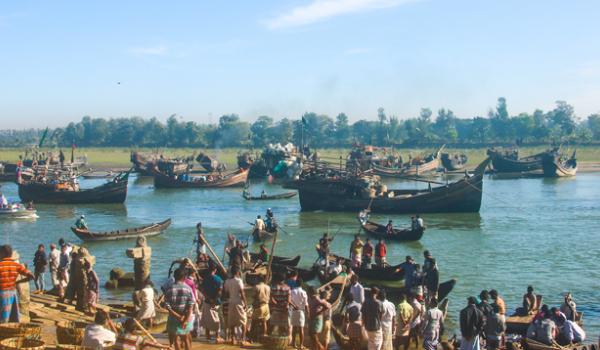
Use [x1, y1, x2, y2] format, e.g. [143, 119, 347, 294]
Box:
[75, 215, 88, 230]
[460, 297, 484, 350]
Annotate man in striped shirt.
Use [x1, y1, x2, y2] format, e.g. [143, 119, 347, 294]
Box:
[0, 245, 34, 323]
[164, 268, 194, 350]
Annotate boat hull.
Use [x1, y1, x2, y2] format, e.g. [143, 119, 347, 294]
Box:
[294, 172, 484, 214]
[487, 149, 545, 173]
[70, 218, 171, 242]
[18, 177, 128, 204]
[153, 168, 249, 188]
[361, 221, 424, 241]
[541, 154, 577, 177]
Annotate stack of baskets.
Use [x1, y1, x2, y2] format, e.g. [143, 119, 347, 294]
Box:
[0, 323, 42, 341]
[0, 323, 44, 349]
[0, 337, 45, 350]
[55, 321, 88, 346]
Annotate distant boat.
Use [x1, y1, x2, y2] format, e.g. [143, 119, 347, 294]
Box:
[371, 146, 443, 177]
[441, 153, 468, 171]
[71, 218, 171, 242]
[18, 171, 130, 204]
[542, 150, 577, 177]
[243, 191, 297, 200]
[153, 168, 249, 189]
[0, 204, 37, 219]
[486, 148, 551, 173]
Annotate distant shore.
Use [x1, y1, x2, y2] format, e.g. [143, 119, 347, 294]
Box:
[2, 146, 600, 170]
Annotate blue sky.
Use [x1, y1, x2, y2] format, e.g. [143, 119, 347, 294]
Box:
[1, 0, 599, 128]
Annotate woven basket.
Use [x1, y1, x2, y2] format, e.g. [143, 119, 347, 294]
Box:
[0, 323, 42, 340]
[56, 345, 93, 350]
[0, 337, 45, 350]
[261, 335, 290, 350]
[56, 321, 88, 345]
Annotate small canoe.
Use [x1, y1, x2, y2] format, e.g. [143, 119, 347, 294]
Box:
[248, 252, 300, 267]
[243, 192, 297, 200]
[252, 228, 278, 242]
[71, 218, 171, 242]
[360, 220, 425, 241]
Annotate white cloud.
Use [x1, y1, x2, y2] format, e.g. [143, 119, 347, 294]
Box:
[128, 45, 168, 56]
[264, 0, 417, 29]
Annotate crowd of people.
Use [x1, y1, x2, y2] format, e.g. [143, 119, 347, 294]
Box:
[458, 287, 585, 350]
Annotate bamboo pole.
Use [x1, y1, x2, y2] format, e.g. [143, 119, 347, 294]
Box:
[197, 230, 228, 276]
[265, 229, 279, 284]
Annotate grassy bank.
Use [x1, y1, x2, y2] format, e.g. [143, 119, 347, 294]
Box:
[1, 146, 598, 168]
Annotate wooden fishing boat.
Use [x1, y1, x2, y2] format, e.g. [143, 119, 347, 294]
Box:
[287, 158, 490, 214]
[542, 150, 577, 177]
[153, 168, 249, 189]
[441, 153, 468, 171]
[243, 191, 297, 200]
[371, 146, 443, 177]
[359, 220, 425, 241]
[245, 263, 316, 285]
[487, 148, 553, 173]
[70, 218, 171, 242]
[248, 252, 300, 267]
[18, 171, 130, 204]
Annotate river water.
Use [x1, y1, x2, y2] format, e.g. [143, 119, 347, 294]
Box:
[1, 173, 599, 338]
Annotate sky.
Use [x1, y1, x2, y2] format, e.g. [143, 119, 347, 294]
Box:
[0, 0, 599, 128]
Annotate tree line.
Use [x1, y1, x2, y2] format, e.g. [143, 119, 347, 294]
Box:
[1, 98, 599, 149]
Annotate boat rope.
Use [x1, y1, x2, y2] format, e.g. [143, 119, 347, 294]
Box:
[464, 177, 533, 213]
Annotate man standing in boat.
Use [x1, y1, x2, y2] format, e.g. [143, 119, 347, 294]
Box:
[385, 220, 394, 235]
[375, 238, 387, 267]
[75, 215, 88, 230]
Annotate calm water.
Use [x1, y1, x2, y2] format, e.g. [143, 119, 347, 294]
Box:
[1, 173, 599, 337]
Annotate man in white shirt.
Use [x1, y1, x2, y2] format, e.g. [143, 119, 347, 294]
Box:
[349, 274, 365, 304]
[562, 319, 585, 343]
[379, 289, 397, 350]
[223, 266, 248, 345]
[290, 280, 309, 349]
[416, 215, 424, 229]
[327, 258, 343, 278]
[48, 243, 61, 291]
[82, 310, 117, 349]
[255, 215, 266, 231]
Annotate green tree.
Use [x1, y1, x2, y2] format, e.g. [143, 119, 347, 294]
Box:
[334, 113, 351, 146]
[587, 113, 600, 140]
[250, 116, 274, 147]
